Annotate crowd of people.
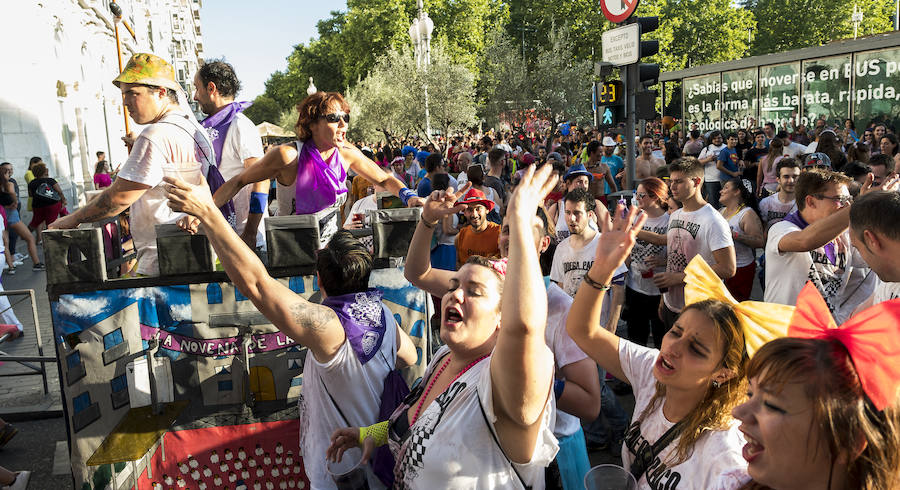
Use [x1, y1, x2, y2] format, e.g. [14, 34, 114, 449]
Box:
[2, 50, 898, 490]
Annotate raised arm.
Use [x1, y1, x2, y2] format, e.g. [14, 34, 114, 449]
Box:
[165, 176, 346, 363]
[342, 144, 424, 207]
[50, 177, 149, 229]
[777, 207, 850, 253]
[213, 144, 297, 209]
[492, 164, 557, 463]
[566, 204, 646, 382]
[403, 183, 471, 296]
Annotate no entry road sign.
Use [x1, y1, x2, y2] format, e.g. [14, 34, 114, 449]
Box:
[600, 0, 640, 23]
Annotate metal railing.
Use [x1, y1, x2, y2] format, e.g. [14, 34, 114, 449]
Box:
[0, 289, 54, 395]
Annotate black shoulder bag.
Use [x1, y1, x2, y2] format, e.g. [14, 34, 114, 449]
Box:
[629, 420, 686, 482]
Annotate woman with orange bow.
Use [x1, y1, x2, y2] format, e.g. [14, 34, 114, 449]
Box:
[731, 284, 900, 490]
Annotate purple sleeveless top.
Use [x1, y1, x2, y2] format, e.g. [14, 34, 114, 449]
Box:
[294, 140, 348, 215]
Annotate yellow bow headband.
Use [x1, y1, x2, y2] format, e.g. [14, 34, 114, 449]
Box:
[684, 256, 793, 357]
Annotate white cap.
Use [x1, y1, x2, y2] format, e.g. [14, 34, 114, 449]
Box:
[602, 136, 617, 147]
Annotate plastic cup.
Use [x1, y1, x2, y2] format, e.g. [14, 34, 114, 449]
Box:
[326, 447, 370, 490]
[161, 162, 202, 185]
[584, 464, 638, 490]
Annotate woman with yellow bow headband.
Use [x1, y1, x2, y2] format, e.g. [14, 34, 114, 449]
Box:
[567, 207, 794, 489]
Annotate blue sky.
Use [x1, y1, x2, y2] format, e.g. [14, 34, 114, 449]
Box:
[200, 1, 348, 101]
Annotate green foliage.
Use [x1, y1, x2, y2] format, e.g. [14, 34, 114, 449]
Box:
[243, 95, 283, 125]
[347, 45, 477, 147]
[629, 0, 755, 73]
[477, 29, 530, 127]
[530, 25, 593, 125]
[746, 0, 893, 55]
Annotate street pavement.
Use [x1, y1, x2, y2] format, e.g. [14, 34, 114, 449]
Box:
[0, 243, 74, 489]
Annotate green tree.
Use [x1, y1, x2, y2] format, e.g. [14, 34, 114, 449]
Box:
[347, 45, 477, 148]
[477, 29, 530, 128]
[243, 95, 282, 125]
[746, 0, 893, 55]
[636, 0, 755, 73]
[530, 25, 593, 125]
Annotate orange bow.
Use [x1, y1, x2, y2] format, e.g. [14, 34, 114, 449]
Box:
[684, 256, 793, 357]
[789, 282, 900, 411]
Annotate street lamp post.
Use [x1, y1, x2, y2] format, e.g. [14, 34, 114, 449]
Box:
[409, 0, 434, 139]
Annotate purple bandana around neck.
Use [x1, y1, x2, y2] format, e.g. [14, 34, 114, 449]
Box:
[784, 211, 836, 265]
[294, 140, 347, 214]
[202, 101, 252, 166]
[321, 289, 387, 364]
[201, 101, 250, 228]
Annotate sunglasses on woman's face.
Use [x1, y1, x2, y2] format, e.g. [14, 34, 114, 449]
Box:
[321, 112, 350, 124]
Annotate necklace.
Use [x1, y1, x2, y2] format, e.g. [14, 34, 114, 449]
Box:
[410, 353, 490, 425]
[724, 203, 745, 221]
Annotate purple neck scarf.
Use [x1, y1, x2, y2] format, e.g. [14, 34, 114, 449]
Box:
[784, 211, 837, 265]
[294, 140, 347, 215]
[201, 101, 251, 227]
[322, 289, 387, 364]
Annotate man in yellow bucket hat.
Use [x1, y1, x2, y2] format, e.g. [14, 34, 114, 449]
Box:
[51, 53, 216, 276]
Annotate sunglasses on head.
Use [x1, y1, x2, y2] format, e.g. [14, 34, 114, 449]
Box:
[321, 112, 350, 124]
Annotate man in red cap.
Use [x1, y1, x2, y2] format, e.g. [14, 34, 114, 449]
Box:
[454, 188, 500, 267]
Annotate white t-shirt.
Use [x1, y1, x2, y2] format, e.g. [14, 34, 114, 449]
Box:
[551, 233, 627, 327]
[725, 207, 756, 268]
[298, 305, 398, 490]
[216, 112, 266, 247]
[663, 205, 734, 312]
[116, 112, 214, 276]
[545, 282, 590, 437]
[758, 193, 796, 230]
[390, 346, 558, 489]
[619, 340, 747, 490]
[873, 278, 900, 305]
[699, 144, 726, 182]
[627, 213, 670, 296]
[764, 223, 865, 322]
[783, 141, 807, 158]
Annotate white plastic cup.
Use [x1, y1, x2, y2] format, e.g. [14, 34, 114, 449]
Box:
[584, 464, 638, 490]
[326, 447, 370, 490]
[161, 162, 202, 185]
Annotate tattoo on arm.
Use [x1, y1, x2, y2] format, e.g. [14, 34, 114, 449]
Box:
[78, 193, 125, 223]
[289, 302, 334, 332]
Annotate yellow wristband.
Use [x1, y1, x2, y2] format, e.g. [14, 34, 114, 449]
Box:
[358, 421, 389, 447]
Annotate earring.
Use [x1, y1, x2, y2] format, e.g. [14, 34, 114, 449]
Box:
[712, 380, 720, 389]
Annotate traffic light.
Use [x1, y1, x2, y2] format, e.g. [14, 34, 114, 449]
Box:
[635, 16, 660, 87]
[632, 16, 660, 120]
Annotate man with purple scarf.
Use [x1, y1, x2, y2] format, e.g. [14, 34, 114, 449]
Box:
[167, 166, 418, 489]
[193, 60, 268, 250]
[764, 169, 874, 323]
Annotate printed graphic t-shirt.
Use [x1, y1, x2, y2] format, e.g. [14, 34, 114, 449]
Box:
[390, 346, 558, 489]
[619, 340, 747, 490]
[455, 222, 501, 266]
[663, 204, 733, 312]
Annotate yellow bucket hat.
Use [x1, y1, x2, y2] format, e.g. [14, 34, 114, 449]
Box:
[112, 53, 182, 92]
